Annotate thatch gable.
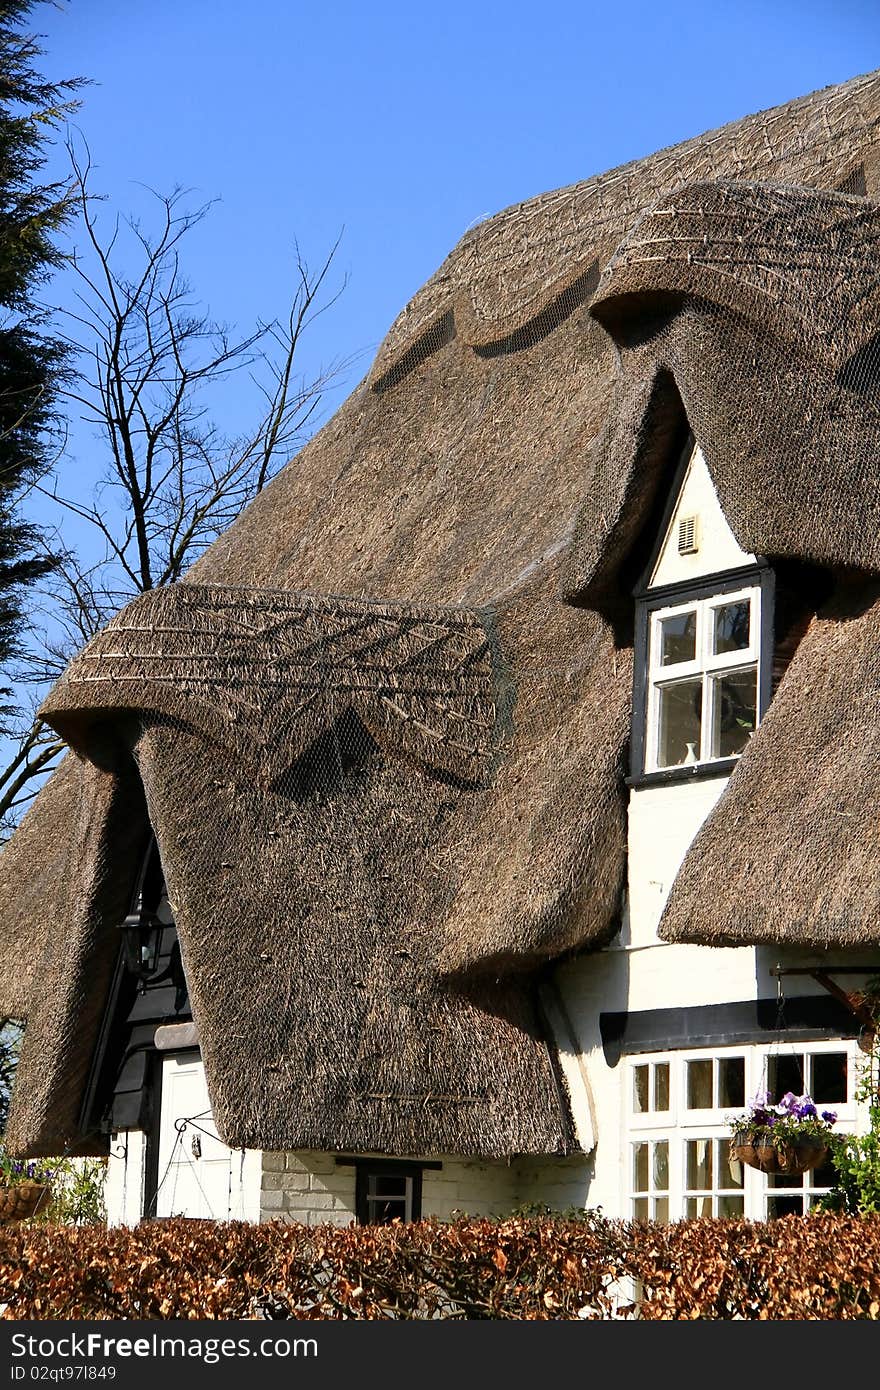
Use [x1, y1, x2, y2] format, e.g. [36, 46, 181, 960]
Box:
[4, 753, 149, 1157]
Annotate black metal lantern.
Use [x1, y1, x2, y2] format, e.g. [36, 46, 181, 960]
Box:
[119, 901, 163, 981]
[120, 840, 165, 984]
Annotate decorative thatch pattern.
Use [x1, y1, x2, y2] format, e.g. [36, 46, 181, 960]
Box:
[659, 582, 880, 950]
[42, 585, 500, 787]
[370, 71, 880, 383]
[592, 180, 880, 370]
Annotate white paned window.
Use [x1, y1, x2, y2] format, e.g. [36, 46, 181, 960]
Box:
[646, 586, 760, 771]
[626, 1041, 859, 1222]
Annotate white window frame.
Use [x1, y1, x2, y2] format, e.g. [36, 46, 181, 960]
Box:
[625, 1040, 860, 1222]
[646, 584, 761, 772]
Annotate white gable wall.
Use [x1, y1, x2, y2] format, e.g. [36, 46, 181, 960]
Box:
[650, 444, 756, 588]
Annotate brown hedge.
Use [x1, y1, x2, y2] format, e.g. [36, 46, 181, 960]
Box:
[1, 1212, 879, 1320]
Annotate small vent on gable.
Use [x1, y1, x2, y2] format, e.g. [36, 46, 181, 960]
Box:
[678, 515, 699, 555]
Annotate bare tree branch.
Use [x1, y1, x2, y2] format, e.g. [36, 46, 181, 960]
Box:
[0, 137, 352, 824]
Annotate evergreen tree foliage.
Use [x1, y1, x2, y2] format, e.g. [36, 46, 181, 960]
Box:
[0, 1, 79, 721]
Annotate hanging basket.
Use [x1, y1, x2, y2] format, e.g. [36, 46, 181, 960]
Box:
[0, 1181, 50, 1224]
[730, 1130, 828, 1176]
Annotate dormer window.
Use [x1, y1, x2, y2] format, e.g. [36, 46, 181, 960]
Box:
[631, 438, 773, 783]
[646, 583, 761, 771]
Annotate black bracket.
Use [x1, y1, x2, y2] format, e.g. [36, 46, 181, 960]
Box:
[771, 964, 880, 1052]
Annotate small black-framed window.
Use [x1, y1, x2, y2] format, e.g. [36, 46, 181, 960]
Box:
[337, 1157, 440, 1224]
[630, 565, 775, 786]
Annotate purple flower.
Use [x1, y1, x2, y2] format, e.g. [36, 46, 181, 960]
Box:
[795, 1101, 817, 1119]
[821, 1110, 837, 1125]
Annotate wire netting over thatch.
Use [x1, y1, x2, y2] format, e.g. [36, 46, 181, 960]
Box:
[2, 70, 880, 1159]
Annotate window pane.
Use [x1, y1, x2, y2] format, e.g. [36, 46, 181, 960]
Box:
[657, 678, 702, 768]
[718, 1194, 745, 1218]
[710, 668, 757, 758]
[653, 1197, 669, 1223]
[369, 1174, 407, 1197]
[719, 1057, 745, 1109]
[713, 599, 751, 655]
[368, 1198, 408, 1224]
[633, 1065, 649, 1114]
[768, 1055, 805, 1101]
[810, 1158, 836, 1188]
[686, 1059, 713, 1109]
[767, 1194, 804, 1219]
[725, 1152, 744, 1189]
[719, 1141, 744, 1190]
[659, 610, 697, 665]
[812, 1053, 847, 1105]
[653, 1141, 669, 1190]
[633, 1198, 649, 1221]
[687, 1139, 713, 1189]
[653, 1063, 670, 1112]
[686, 1196, 713, 1218]
[633, 1143, 649, 1193]
[768, 1169, 803, 1190]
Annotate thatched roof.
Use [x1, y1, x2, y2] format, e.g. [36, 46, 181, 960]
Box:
[659, 581, 880, 950]
[566, 179, 880, 618]
[3, 69, 880, 1157]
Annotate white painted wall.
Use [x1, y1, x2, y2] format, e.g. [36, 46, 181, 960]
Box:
[104, 1129, 147, 1227]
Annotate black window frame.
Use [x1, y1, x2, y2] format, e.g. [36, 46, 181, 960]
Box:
[335, 1156, 441, 1224]
[630, 563, 775, 787]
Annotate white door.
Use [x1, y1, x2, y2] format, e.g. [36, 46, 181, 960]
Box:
[154, 1052, 259, 1220]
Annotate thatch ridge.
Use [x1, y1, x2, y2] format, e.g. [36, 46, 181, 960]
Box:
[41, 584, 502, 789]
[369, 71, 880, 384]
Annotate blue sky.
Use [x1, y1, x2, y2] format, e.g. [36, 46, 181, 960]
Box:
[38, 0, 880, 423]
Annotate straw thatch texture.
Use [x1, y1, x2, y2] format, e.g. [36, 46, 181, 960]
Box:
[124, 713, 573, 1157]
[437, 567, 631, 977]
[4, 751, 149, 1157]
[659, 582, 880, 950]
[0, 754, 83, 1020]
[566, 180, 880, 612]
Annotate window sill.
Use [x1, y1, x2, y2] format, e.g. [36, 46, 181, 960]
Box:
[626, 758, 739, 790]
